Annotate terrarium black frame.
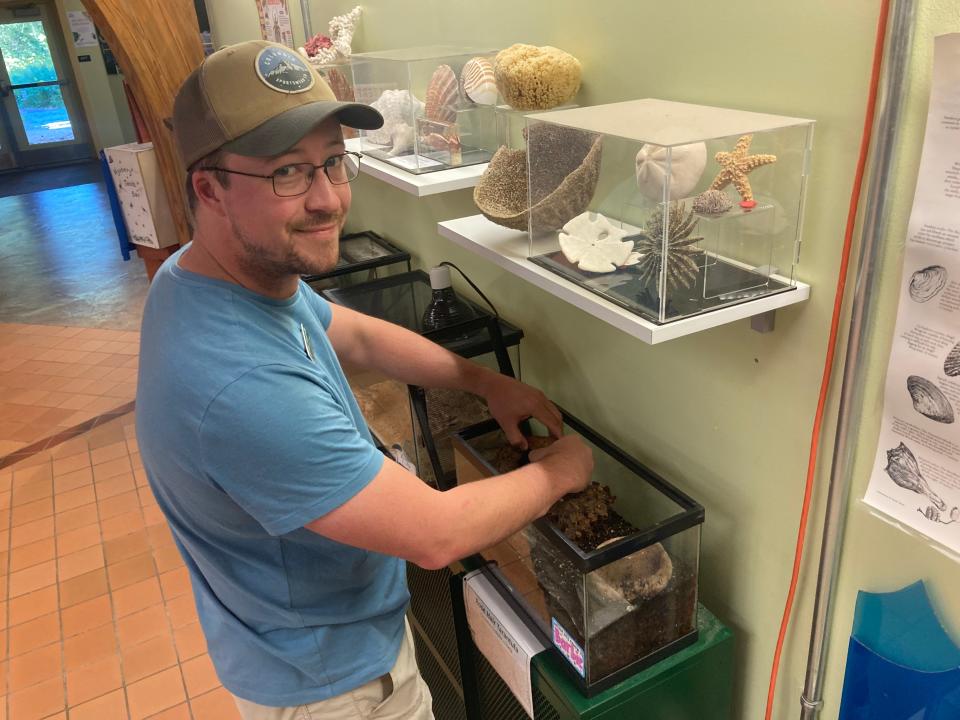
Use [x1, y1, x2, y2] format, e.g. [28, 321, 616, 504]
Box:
[451, 411, 705, 696]
[302, 230, 411, 289]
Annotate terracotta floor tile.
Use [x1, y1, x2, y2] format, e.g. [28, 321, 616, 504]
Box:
[98, 490, 140, 520]
[97, 470, 137, 500]
[181, 653, 220, 698]
[59, 567, 108, 608]
[8, 585, 58, 626]
[159, 567, 192, 601]
[8, 642, 62, 691]
[8, 611, 59, 656]
[61, 595, 112, 638]
[12, 479, 52, 505]
[66, 654, 122, 707]
[10, 496, 53, 527]
[9, 536, 56, 572]
[57, 544, 104, 581]
[53, 485, 96, 513]
[134, 468, 149, 487]
[164, 594, 199, 629]
[173, 622, 207, 661]
[68, 688, 127, 720]
[142, 504, 166, 526]
[90, 441, 129, 467]
[51, 452, 90, 477]
[127, 666, 186, 720]
[63, 623, 117, 671]
[107, 552, 156, 591]
[100, 509, 145, 541]
[8, 559, 56, 597]
[103, 529, 150, 565]
[56, 523, 101, 556]
[153, 544, 184, 574]
[52, 467, 93, 494]
[47, 435, 89, 459]
[54, 503, 98, 534]
[145, 702, 192, 720]
[190, 686, 240, 720]
[0, 488, 10, 509]
[146, 523, 174, 550]
[7, 676, 65, 720]
[112, 576, 163, 618]
[120, 633, 178, 684]
[117, 604, 168, 649]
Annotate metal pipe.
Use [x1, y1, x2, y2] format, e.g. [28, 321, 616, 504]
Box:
[299, 0, 313, 40]
[799, 0, 917, 717]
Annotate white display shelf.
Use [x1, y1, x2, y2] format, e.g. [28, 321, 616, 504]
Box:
[346, 137, 487, 197]
[438, 214, 811, 345]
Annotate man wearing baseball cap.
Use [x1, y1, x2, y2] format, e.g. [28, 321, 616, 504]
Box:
[136, 41, 592, 720]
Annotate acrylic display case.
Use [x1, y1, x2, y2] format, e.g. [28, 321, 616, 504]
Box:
[314, 61, 359, 138]
[451, 412, 705, 695]
[350, 46, 500, 174]
[524, 99, 814, 325]
[302, 230, 410, 293]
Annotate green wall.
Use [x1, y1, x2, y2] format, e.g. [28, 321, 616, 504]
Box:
[204, 0, 960, 716]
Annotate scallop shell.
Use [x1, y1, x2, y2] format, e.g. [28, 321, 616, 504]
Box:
[424, 64, 459, 123]
[906, 375, 955, 423]
[461, 56, 497, 105]
[324, 67, 354, 102]
[908, 265, 947, 302]
[944, 342, 960, 377]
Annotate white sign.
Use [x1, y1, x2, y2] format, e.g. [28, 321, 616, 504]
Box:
[463, 569, 548, 718]
[864, 34, 960, 555]
[67, 10, 98, 48]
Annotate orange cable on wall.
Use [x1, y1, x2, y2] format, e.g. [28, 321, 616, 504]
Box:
[764, 0, 893, 717]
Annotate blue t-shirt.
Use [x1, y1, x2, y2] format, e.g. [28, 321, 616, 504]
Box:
[135, 246, 409, 706]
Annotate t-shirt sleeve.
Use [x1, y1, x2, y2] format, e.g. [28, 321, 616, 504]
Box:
[198, 364, 384, 536]
[300, 283, 333, 330]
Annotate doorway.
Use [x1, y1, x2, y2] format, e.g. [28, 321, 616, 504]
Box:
[0, 0, 93, 171]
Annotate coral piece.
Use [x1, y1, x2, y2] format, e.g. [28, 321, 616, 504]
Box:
[559, 212, 633, 273]
[424, 64, 459, 123]
[473, 125, 602, 231]
[594, 539, 673, 602]
[906, 376, 955, 423]
[707, 134, 777, 205]
[298, 6, 361, 66]
[692, 189, 734, 215]
[908, 265, 948, 303]
[884, 442, 946, 511]
[630, 202, 703, 292]
[494, 44, 581, 111]
[944, 342, 960, 377]
[367, 90, 423, 148]
[461, 56, 498, 105]
[635, 143, 707, 201]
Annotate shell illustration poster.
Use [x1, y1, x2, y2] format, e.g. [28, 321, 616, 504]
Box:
[864, 34, 960, 555]
[256, 0, 294, 48]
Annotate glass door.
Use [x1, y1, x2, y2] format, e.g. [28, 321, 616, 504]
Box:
[0, 1, 92, 170]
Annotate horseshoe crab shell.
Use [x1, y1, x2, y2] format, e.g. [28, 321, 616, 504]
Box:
[944, 343, 960, 377]
[908, 265, 948, 303]
[424, 64, 459, 123]
[907, 375, 955, 423]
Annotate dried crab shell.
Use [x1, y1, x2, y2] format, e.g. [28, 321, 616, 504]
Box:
[908, 265, 948, 303]
[906, 375, 955, 424]
[944, 342, 960, 377]
[594, 538, 673, 602]
[474, 125, 602, 231]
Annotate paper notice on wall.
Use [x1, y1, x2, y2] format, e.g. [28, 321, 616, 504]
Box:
[256, 0, 294, 48]
[67, 10, 98, 48]
[463, 569, 548, 718]
[864, 34, 960, 555]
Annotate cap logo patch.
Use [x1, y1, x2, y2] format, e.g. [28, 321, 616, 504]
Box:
[255, 46, 315, 94]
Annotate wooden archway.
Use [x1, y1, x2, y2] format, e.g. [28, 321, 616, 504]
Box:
[81, 0, 204, 257]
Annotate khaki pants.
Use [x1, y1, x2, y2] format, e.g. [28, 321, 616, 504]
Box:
[232, 619, 434, 720]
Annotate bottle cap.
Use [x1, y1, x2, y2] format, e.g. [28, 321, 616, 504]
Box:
[429, 265, 452, 290]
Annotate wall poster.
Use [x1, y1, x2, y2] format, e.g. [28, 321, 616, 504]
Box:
[255, 0, 294, 48]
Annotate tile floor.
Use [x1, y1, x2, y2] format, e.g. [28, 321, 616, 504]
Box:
[1, 323, 240, 719]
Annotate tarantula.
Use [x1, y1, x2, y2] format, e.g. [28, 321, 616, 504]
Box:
[631, 202, 703, 292]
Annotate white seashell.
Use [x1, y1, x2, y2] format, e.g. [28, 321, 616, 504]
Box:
[635, 142, 707, 200]
[425, 64, 459, 123]
[387, 124, 414, 156]
[461, 57, 497, 105]
[559, 211, 633, 273]
[367, 90, 424, 146]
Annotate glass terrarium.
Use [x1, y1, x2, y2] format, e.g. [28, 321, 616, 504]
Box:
[451, 412, 704, 695]
[523, 99, 815, 324]
[302, 231, 411, 294]
[350, 46, 500, 174]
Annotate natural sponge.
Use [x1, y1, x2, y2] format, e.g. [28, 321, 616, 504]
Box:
[494, 44, 581, 111]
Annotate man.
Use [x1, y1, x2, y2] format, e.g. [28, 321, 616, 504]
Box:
[136, 40, 592, 720]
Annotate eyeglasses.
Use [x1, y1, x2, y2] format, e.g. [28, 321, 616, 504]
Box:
[199, 151, 362, 197]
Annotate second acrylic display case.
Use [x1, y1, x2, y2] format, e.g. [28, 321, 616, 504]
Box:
[350, 46, 500, 174]
[524, 99, 814, 325]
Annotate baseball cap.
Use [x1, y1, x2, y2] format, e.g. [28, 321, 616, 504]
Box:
[172, 40, 382, 169]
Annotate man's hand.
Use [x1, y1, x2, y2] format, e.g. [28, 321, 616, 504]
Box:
[476, 372, 563, 448]
[529, 436, 593, 495]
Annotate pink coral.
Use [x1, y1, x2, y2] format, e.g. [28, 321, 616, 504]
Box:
[303, 34, 333, 57]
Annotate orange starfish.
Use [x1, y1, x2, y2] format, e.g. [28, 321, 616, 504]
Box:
[708, 134, 777, 206]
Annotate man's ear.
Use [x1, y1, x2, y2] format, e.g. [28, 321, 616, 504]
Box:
[193, 171, 227, 217]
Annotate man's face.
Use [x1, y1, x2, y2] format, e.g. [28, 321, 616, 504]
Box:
[214, 117, 351, 280]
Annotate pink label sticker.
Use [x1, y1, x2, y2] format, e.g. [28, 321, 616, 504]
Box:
[551, 617, 586, 677]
